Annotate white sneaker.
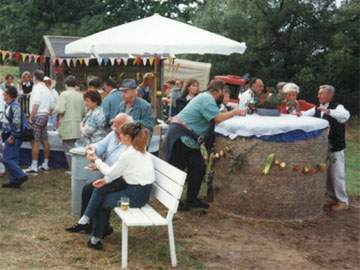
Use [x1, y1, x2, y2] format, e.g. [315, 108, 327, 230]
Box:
[24, 166, 38, 173]
[39, 164, 49, 171]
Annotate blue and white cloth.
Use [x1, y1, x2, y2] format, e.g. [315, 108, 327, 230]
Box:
[81, 106, 107, 144]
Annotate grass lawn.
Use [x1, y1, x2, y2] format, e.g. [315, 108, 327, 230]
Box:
[0, 170, 204, 269]
[346, 117, 360, 197]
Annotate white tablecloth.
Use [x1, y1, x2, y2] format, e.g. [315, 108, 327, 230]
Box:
[215, 114, 329, 139]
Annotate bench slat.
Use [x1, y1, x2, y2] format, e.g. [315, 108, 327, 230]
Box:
[152, 183, 180, 213]
[141, 205, 167, 226]
[154, 170, 183, 200]
[151, 155, 187, 186]
[114, 207, 153, 226]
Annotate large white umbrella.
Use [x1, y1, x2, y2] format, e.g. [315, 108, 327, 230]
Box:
[65, 14, 246, 56]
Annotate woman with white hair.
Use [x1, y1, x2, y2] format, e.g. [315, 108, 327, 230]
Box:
[279, 82, 314, 114]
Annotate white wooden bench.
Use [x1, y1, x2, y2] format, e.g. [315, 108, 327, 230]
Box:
[114, 155, 187, 269]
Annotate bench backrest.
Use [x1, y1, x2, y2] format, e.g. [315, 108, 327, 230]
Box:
[151, 155, 187, 213]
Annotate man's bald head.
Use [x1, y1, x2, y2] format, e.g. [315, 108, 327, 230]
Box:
[111, 113, 133, 132]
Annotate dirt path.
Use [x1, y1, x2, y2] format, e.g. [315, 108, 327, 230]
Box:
[0, 171, 359, 269]
[174, 200, 360, 269]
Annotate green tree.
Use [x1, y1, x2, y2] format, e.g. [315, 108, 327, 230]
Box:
[193, 0, 359, 112]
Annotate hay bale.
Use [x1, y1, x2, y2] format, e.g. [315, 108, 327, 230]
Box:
[213, 129, 328, 221]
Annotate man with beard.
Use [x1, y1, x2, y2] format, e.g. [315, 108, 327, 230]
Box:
[164, 80, 246, 210]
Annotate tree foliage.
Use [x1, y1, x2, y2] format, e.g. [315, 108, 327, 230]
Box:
[0, 0, 203, 52]
[192, 0, 359, 112]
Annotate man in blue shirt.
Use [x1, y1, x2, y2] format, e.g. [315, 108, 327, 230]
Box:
[164, 80, 246, 210]
[101, 78, 122, 127]
[65, 113, 133, 234]
[117, 79, 153, 133]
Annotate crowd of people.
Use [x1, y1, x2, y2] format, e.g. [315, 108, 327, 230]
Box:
[0, 69, 351, 250]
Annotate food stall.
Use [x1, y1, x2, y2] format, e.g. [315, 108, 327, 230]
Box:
[213, 114, 329, 221]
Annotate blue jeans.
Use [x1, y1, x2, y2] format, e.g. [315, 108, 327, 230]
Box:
[3, 137, 27, 184]
[84, 178, 127, 219]
[92, 184, 152, 238]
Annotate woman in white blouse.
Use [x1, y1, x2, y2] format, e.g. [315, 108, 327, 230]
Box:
[69, 122, 155, 250]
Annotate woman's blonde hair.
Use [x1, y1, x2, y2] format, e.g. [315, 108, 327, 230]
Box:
[21, 71, 31, 80]
[282, 83, 300, 94]
[121, 122, 149, 153]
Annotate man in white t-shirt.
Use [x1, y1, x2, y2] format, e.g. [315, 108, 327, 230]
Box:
[25, 70, 53, 173]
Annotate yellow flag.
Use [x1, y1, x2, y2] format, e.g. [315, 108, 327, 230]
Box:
[1, 51, 8, 60]
[149, 56, 155, 66]
[21, 53, 28, 62]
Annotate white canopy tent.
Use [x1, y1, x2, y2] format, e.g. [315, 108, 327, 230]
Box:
[65, 14, 246, 56]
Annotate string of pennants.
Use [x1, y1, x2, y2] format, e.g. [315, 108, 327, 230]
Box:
[0, 49, 176, 67]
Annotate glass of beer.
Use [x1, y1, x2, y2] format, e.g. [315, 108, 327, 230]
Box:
[119, 197, 130, 211]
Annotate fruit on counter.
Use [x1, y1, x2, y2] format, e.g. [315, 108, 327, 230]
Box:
[293, 164, 301, 172]
[262, 153, 275, 175]
[303, 165, 310, 174]
[308, 167, 316, 175]
[219, 150, 224, 157]
[274, 159, 281, 166]
[215, 153, 220, 159]
[317, 163, 327, 172]
[279, 162, 286, 169]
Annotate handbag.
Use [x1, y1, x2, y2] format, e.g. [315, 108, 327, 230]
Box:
[20, 111, 33, 142]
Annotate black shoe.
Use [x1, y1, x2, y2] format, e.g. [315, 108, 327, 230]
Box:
[18, 176, 28, 184]
[178, 200, 190, 211]
[103, 226, 114, 238]
[87, 240, 103, 250]
[65, 223, 91, 233]
[188, 199, 209, 209]
[2, 182, 21, 188]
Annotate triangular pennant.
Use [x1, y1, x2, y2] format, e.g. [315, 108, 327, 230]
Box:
[34, 55, 39, 62]
[115, 58, 122, 65]
[65, 58, 72, 66]
[133, 56, 142, 66]
[58, 58, 64, 66]
[97, 57, 102, 66]
[21, 53, 28, 62]
[122, 57, 129, 65]
[1, 51, 8, 60]
[38, 55, 45, 64]
[148, 56, 155, 66]
[84, 58, 90, 66]
[110, 58, 116, 66]
[142, 57, 148, 66]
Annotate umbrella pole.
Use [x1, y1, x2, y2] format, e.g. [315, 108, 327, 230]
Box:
[152, 59, 159, 117]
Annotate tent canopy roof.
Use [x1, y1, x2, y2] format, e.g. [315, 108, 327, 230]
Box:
[65, 14, 246, 57]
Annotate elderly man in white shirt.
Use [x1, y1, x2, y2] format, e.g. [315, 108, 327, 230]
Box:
[25, 70, 53, 173]
[302, 85, 350, 211]
[238, 77, 264, 110]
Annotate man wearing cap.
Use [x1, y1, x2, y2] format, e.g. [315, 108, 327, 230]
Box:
[25, 70, 53, 173]
[136, 72, 155, 103]
[302, 85, 350, 211]
[117, 79, 153, 132]
[101, 78, 122, 127]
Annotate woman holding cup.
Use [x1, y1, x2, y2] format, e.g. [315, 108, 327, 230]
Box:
[67, 122, 155, 250]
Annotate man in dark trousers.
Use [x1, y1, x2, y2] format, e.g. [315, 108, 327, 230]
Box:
[164, 80, 246, 210]
[303, 84, 350, 211]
